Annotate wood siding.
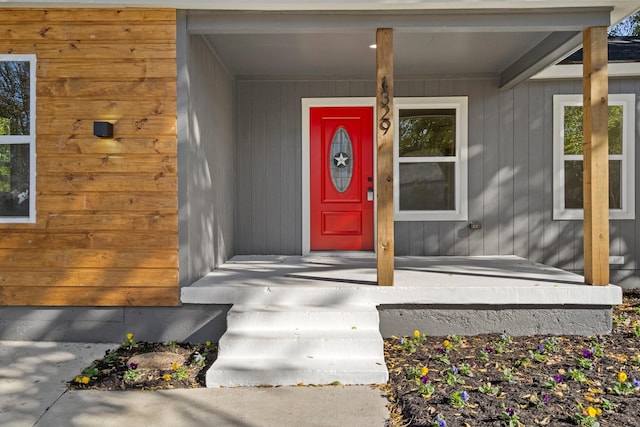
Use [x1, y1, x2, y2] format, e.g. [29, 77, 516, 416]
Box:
[0, 9, 178, 306]
[235, 78, 639, 278]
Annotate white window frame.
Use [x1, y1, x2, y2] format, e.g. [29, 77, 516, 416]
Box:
[553, 93, 635, 220]
[0, 54, 36, 223]
[393, 96, 468, 221]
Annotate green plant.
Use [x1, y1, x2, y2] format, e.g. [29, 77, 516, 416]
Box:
[417, 379, 435, 397]
[576, 356, 595, 370]
[568, 368, 588, 383]
[449, 390, 469, 408]
[630, 355, 640, 366]
[445, 366, 465, 385]
[611, 371, 635, 395]
[458, 362, 474, 377]
[430, 414, 447, 427]
[191, 351, 206, 367]
[122, 332, 137, 350]
[172, 365, 190, 380]
[81, 364, 100, 379]
[501, 368, 516, 383]
[500, 407, 524, 427]
[479, 349, 490, 362]
[529, 350, 548, 363]
[542, 337, 559, 353]
[572, 405, 601, 427]
[544, 374, 564, 390]
[123, 364, 140, 381]
[399, 330, 425, 353]
[478, 381, 500, 396]
[600, 398, 619, 411]
[494, 332, 512, 354]
[103, 351, 119, 363]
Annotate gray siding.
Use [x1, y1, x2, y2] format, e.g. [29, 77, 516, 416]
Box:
[179, 34, 235, 285]
[234, 77, 640, 284]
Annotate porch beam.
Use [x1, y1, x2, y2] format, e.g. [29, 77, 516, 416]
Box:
[376, 28, 394, 286]
[582, 26, 609, 286]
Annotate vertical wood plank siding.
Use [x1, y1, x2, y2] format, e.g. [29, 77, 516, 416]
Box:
[235, 77, 638, 275]
[0, 9, 178, 306]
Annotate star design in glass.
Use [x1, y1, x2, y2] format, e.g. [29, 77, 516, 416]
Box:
[333, 152, 350, 168]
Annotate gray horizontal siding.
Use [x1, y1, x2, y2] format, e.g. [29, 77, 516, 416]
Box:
[234, 77, 640, 281]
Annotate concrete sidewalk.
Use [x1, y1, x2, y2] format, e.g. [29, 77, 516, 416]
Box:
[0, 341, 390, 427]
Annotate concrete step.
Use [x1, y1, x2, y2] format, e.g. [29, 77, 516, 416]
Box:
[227, 304, 380, 331]
[206, 303, 388, 387]
[217, 329, 383, 359]
[206, 357, 388, 387]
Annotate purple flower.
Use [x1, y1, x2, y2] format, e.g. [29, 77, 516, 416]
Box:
[633, 378, 640, 388]
[543, 394, 550, 404]
[421, 375, 428, 384]
[485, 346, 494, 354]
[399, 337, 405, 345]
[582, 349, 594, 359]
[129, 362, 138, 370]
[502, 332, 509, 340]
[435, 415, 447, 427]
[451, 365, 458, 375]
[537, 344, 544, 353]
[553, 374, 563, 383]
[437, 347, 445, 355]
[506, 408, 515, 417]
[461, 391, 469, 402]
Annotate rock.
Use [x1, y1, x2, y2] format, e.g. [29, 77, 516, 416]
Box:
[127, 352, 186, 370]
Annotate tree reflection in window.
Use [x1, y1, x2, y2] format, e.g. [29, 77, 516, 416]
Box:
[0, 60, 32, 218]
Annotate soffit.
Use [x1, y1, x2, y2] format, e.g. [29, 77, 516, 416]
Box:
[190, 8, 614, 86]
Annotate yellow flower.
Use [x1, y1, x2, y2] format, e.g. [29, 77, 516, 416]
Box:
[596, 408, 602, 415]
[413, 330, 420, 338]
[126, 333, 133, 341]
[81, 376, 90, 384]
[74, 376, 82, 383]
[171, 362, 180, 371]
[618, 372, 628, 382]
[163, 374, 171, 381]
[443, 339, 451, 348]
[421, 367, 429, 376]
[586, 406, 597, 417]
[205, 340, 212, 347]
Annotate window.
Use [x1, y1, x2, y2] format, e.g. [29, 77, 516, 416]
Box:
[0, 55, 36, 223]
[394, 97, 468, 221]
[553, 94, 635, 220]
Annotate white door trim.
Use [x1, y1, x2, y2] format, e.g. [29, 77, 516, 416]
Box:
[301, 97, 376, 255]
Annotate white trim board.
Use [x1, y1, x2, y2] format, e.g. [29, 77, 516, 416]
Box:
[301, 97, 376, 255]
[533, 63, 640, 80]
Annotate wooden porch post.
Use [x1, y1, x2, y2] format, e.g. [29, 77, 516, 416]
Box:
[376, 28, 394, 286]
[582, 26, 609, 286]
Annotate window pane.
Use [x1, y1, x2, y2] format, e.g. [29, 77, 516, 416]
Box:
[563, 105, 624, 155]
[564, 160, 622, 209]
[399, 108, 455, 157]
[0, 144, 30, 217]
[564, 160, 583, 208]
[399, 162, 455, 211]
[0, 61, 31, 136]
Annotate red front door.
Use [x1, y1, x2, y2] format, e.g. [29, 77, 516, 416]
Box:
[310, 106, 374, 250]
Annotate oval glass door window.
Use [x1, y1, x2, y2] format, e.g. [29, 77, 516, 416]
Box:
[329, 127, 353, 193]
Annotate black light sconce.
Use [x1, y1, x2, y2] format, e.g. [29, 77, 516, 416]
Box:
[93, 121, 113, 138]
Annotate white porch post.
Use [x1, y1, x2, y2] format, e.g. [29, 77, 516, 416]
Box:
[582, 26, 610, 286]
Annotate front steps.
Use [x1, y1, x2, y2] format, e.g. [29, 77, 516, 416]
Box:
[206, 304, 388, 387]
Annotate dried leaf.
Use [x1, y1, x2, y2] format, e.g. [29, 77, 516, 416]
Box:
[534, 416, 551, 425]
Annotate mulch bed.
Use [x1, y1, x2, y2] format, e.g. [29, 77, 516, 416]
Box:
[67, 340, 217, 391]
[383, 290, 640, 426]
[69, 292, 640, 427]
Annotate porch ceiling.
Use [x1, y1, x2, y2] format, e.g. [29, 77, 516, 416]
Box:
[189, 8, 615, 87]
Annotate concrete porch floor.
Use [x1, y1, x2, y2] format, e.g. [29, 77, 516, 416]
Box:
[181, 255, 622, 307]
